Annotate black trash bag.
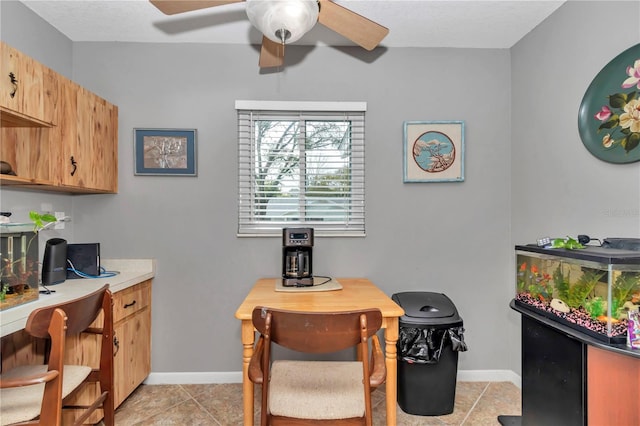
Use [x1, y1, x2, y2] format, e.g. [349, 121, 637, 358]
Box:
[398, 326, 467, 364]
[448, 326, 468, 352]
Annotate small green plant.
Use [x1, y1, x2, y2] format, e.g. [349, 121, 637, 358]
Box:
[612, 272, 640, 316]
[518, 262, 553, 301]
[551, 236, 585, 250]
[554, 265, 571, 303]
[0, 283, 8, 301]
[584, 296, 606, 319]
[566, 269, 606, 309]
[0, 211, 56, 301]
[29, 211, 57, 231]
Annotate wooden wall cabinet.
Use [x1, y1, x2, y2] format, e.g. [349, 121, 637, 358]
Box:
[0, 42, 118, 194]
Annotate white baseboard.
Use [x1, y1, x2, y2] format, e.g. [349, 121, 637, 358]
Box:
[144, 371, 243, 385]
[145, 370, 521, 389]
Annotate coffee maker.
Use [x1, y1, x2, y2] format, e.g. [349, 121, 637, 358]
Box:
[282, 227, 313, 287]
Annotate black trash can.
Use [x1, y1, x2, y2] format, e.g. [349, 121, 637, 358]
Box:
[392, 291, 467, 416]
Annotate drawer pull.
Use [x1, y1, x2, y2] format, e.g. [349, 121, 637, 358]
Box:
[113, 336, 120, 356]
[124, 300, 136, 309]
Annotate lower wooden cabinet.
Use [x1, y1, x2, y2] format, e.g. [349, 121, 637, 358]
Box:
[113, 279, 152, 407]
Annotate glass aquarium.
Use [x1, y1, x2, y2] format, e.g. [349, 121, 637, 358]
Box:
[0, 224, 39, 310]
[515, 244, 640, 344]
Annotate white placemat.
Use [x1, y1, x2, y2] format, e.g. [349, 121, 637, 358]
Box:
[275, 277, 343, 292]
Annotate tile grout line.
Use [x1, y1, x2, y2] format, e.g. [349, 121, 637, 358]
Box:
[177, 384, 224, 426]
[459, 382, 491, 426]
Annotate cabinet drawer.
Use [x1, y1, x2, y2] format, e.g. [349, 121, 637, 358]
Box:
[113, 280, 151, 323]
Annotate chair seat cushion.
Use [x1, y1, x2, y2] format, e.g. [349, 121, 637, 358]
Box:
[0, 364, 92, 426]
[268, 360, 365, 420]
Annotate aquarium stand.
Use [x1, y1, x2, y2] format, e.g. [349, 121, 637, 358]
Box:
[497, 415, 521, 425]
[510, 299, 640, 426]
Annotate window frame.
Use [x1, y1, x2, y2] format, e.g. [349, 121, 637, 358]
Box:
[236, 100, 367, 237]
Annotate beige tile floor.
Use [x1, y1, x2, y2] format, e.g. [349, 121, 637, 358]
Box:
[113, 381, 521, 426]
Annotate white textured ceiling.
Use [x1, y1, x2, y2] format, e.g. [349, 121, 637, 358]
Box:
[19, 0, 566, 49]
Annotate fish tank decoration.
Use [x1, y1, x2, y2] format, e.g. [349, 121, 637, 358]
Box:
[515, 243, 640, 344]
[0, 211, 56, 310]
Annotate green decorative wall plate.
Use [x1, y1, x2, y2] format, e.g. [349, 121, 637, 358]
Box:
[578, 43, 640, 164]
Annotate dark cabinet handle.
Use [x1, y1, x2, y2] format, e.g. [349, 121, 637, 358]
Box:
[113, 335, 120, 356]
[70, 156, 77, 176]
[9, 72, 18, 98]
[124, 300, 136, 309]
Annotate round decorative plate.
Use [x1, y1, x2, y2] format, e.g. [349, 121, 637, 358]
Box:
[578, 43, 640, 164]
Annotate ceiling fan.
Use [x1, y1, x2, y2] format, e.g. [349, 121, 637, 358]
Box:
[149, 0, 389, 68]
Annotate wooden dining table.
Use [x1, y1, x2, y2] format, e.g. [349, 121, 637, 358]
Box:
[235, 277, 405, 426]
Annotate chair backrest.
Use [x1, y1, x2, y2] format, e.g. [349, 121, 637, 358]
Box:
[26, 284, 111, 338]
[250, 307, 384, 426]
[26, 284, 114, 426]
[251, 307, 382, 353]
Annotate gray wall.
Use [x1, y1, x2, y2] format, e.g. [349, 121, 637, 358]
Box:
[0, 0, 72, 77]
[67, 43, 512, 373]
[509, 1, 640, 370]
[1, 1, 638, 377]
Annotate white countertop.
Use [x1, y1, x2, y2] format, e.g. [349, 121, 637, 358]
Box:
[0, 259, 156, 337]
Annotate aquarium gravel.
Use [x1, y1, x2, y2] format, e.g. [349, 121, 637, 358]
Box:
[516, 293, 629, 338]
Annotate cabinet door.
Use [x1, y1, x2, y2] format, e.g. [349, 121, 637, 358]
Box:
[54, 80, 118, 192]
[90, 91, 118, 192]
[75, 86, 118, 192]
[51, 75, 78, 187]
[0, 42, 51, 124]
[113, 281, 152, 407]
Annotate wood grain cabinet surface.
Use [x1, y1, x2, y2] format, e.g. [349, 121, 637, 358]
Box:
[113, 279, 152, 407]
[0, 41, 118, 193]
[0, 42, 55, 127]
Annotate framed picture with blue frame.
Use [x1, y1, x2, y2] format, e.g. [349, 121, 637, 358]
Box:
[134, 128, 197, 176]
[403, 120, 465, 183]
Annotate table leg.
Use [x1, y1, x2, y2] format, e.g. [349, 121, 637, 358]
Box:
[241, 320, 255, 426]
[384, 318, 399, 426]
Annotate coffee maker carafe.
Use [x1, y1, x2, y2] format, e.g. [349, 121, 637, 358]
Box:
[282, 228, 313, 287]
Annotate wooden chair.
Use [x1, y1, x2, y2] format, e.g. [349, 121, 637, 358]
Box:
[248, 307, 386, 426]
[0, 284, 115, 426]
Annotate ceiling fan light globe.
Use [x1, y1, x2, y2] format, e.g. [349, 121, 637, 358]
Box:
[246, 0, 319, 44]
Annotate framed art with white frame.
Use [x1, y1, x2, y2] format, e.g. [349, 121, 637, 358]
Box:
[403, 121, 464, 183]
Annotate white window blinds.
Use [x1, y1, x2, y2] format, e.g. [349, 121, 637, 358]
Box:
[236, 101, 366, 237]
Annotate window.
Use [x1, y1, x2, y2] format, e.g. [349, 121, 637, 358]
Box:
[236, 101, 366, 237]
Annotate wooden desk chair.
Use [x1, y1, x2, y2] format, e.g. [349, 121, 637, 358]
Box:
[0, 284, 115, 426]
[249, 307, 386, 426]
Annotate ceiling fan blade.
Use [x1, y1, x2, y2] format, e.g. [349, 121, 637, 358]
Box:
[259, 36, 285, 68]
[317, 0, 389, 51]
[149, 0, 244, 15]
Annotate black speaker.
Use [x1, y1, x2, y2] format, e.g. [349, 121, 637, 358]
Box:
[42, 238, 67, 286]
